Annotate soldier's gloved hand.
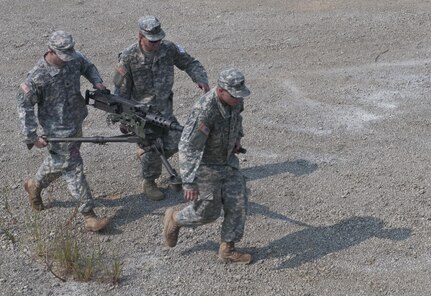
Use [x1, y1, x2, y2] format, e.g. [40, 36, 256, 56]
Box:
[233, 139, 242, 153]
[119, 124, 130, 134]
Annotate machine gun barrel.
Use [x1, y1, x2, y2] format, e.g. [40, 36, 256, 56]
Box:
[144, 112, 183, 132]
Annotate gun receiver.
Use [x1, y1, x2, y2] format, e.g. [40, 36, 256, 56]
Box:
[85, 89, 183, 136]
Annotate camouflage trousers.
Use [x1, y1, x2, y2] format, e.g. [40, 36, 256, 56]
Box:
[175, 166, 248, 243]
[140, 129, 181, 180]
[35, 140, 94, 213]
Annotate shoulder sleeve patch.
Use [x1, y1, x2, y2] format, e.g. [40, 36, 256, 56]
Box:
[188, 121, 209, 148]
[20, 83, 30, 94]
[176, 44, 186, 54]
[198, 122, 210, 137]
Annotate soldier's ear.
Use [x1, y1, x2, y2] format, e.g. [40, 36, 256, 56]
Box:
[215, 87, 223, 96]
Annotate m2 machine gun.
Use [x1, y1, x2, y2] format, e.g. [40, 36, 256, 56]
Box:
[35, 89, 184, 186]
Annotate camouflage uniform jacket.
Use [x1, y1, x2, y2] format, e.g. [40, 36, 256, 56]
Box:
[179, 88, 244, 185]
[17, 52, 103, 144]
[114, 40, 208, 116]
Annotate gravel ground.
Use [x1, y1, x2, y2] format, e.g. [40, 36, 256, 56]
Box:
[1, 0, 431, 295]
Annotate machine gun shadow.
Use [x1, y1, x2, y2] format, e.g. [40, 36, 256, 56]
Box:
[42, 89, 183, 188]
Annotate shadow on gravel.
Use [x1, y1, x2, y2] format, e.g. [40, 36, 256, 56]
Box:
[48, 200, 77, 209]
[93, 189, 183, 234]
[253, 216, 411, 269]
[104, 190, 183, 228]
[180, 240, 219, 256]
[248, 202, 311, 226]
[48, 186, 185, 234]
[242, 159, 318, 181]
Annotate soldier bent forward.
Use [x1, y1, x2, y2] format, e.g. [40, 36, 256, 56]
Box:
[163, 68, 252, 264]
[16, 31, 110, 232]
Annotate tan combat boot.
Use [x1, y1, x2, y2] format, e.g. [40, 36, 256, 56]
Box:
[143, 179, 164, 201]
[24, 178, 44, 211]
[218, 242, 252, 264]
[82, 210, 110, 232]
[163, 207, 181, 247]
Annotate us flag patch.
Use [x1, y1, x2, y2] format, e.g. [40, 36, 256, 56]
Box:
[198, 123, 210, 137]
[20, 83, 30, 94]
[116, 65, 127, 76]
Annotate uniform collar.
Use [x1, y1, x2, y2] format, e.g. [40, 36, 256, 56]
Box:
[215, 92, 231, 119]
[42, 54, 62, 76]
[138, 41, 167, 61]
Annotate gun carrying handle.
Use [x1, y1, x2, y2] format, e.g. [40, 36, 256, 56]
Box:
[85, 89, 111, 105]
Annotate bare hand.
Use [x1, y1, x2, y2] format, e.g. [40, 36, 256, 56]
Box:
[197, 83, 210, 93]
[183, 188, 199, 202]
[33, 136, 48, 149]
[94, 83, 106, 90]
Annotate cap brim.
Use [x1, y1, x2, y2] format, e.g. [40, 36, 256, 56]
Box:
[141, 29, 166, 41]
[55, 49, 78, 61]
[227, 86, 251, 98]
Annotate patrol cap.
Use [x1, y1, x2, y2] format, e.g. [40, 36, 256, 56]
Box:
[48, 30, 78, 61]
[138, 16, 166, 41]
[217, 68, 251, 98]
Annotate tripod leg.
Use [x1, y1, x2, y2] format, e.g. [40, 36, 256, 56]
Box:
[150, 141, 182, 191]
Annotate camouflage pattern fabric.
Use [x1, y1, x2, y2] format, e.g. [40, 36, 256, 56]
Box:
[179, 88, 244, 184]
[175, 88, 248, 242]
[36, 132, 94, 213]
[17, 52, 103, 143]
[114, 40, 208, 115]
[114, 40, 208, 180]
[217, 68, 251, 98]
[48, 30, 78, 61]
[138, 16, 165, 41]
[17, 51, 103, 213]
[175, 166, 248, 242]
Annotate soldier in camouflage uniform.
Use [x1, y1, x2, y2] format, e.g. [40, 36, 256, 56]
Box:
[17, 31, 110, 232]
[113, 15, 210, 201]
[163, 68, 252, 264]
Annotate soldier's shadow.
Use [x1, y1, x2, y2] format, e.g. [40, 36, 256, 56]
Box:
[182, 211, 411, 269]
[241, 159, 318, 180]
[100, 189, 184, 233]
[49, 159, 316, 233]
[51, 188, 183, 234]
[251, 215, 411, 269]
[248, 201, 311, 227]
